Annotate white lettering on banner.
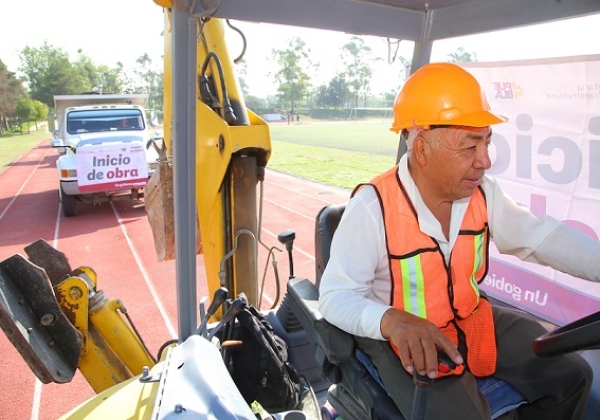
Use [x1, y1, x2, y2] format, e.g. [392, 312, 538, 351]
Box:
[76, 143, 148, 193]
[92, 154, 132, 167]
[86, 167, 140, 181]
[462, 56, 600, 324]
[488, 115, 600, 189]
[483, 274, 548, 306]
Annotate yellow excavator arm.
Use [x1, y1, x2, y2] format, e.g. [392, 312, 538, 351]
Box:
[162, 12, 271, 307]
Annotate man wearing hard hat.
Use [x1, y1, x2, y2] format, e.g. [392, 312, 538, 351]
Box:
[319, 63, 599, 419]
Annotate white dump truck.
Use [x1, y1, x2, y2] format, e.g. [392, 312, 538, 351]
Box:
[51, 94, 161, 217]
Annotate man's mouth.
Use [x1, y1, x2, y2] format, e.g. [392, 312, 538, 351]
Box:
[464, 177, 481, 186]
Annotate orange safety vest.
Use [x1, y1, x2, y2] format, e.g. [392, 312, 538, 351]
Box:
[357, 166, 497, 377]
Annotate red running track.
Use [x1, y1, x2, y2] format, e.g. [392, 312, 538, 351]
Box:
[0, 139, 351, 419]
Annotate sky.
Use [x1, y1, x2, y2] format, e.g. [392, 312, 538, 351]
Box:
[1, 1, 599, 97]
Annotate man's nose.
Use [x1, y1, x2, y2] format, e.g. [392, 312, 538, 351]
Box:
[474, 145, 491, 169]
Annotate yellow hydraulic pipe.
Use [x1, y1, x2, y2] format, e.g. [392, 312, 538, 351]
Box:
[78, 326, 134, 393]
[88, 291, 155, 375]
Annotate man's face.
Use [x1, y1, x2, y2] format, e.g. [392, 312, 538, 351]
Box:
[422, 126, 492, 201]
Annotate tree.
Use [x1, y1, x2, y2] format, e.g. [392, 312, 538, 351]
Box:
[19, 41, 91, 107]
[15, 98, 35, 133]
[326, 74, 348, 108]
[32, 100, 49, 131]
[133, 53, 163, 117]
[116, 61, 133, 93]
[0, 59, 26, 134]
[315, 84, 328, 108]
[341, 36, 379, 108]
[73, 51, 100, 90]
[96, 64, 123, 94]
[271, 38, 315, 112]
[18, 43, 128, 110]
[245, 95, 268, 112]
[448, 47, 478, 63]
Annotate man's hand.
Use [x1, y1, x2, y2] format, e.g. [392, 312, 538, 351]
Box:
[380, 308, 463, 379]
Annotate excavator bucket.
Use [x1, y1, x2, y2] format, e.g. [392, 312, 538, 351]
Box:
[24, 238, 72, 286]
[145, 144, 202, 261]
[0, 252, 82, 384]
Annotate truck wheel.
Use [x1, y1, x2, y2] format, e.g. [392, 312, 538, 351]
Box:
[60, 184, 77, 217]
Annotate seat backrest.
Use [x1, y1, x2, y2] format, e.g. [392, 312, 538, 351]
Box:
[314, 203, 346, 288]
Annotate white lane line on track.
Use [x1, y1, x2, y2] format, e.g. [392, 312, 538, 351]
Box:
[0, 145, 51, 222]
[111, 202, 177, 339]
[263, 174, 349, 205]
[30, 379, 42, 420]
[54, 206, 62, 250]
[30, 191, 64, 420]
[29, 147, 56, 420]
[263, 198, 322, 223]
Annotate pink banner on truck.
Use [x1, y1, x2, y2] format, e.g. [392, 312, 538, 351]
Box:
[461, 56, 600, 326]
[76, 142, 148, 193]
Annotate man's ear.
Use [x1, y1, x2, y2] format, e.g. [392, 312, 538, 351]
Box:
[411, 134, 428, 166]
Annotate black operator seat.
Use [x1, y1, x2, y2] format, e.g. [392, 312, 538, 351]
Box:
[288, 202, 528, 420]
[287, 203, 403, 420]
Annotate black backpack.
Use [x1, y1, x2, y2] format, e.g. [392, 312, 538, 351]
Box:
[230, 304, 302, 413]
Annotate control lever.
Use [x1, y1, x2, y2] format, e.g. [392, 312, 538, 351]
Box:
[436, 351, 458, 374]
[207, 294, 248, 341]
[277, 229, 296, 279]
[411, 370, 433, 420]
[196, 287, 229, 337]
[410, 353, 460, 420]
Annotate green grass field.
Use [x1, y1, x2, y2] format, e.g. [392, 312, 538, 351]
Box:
[269, 121, 398, 156]
[268, 121, 399, 189]
[0, 129, 51, 173]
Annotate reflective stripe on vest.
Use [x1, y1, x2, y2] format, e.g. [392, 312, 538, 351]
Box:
[358, 166, 497, 376]
[400, 256, 427, 318]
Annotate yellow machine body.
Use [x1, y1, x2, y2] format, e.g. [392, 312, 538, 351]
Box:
[59, 368, 162, 420]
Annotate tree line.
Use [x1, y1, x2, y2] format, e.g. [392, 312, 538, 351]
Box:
[241, 37, 476, 116]
[239, 36, 397, 114]
[0, 41, 162, 134]
[0, 36, 475, 134]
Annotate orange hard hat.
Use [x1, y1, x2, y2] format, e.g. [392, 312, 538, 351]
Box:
[390, 62, 507, 133]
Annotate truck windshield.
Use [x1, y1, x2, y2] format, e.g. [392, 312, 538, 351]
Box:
[66, 109, 145, 134]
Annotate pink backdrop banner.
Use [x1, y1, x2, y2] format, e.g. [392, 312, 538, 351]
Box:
[462, 56, 600, 326]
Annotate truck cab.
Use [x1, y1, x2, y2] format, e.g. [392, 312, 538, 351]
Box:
[51, 94, 161, 217]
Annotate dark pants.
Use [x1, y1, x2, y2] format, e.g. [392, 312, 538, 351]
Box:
[355, 306, 593, 420]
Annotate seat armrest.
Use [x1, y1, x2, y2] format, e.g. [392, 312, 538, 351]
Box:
[287, 277, 403, 418]
[313, 319, 353, 364]
[286, 278, 354, 373]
